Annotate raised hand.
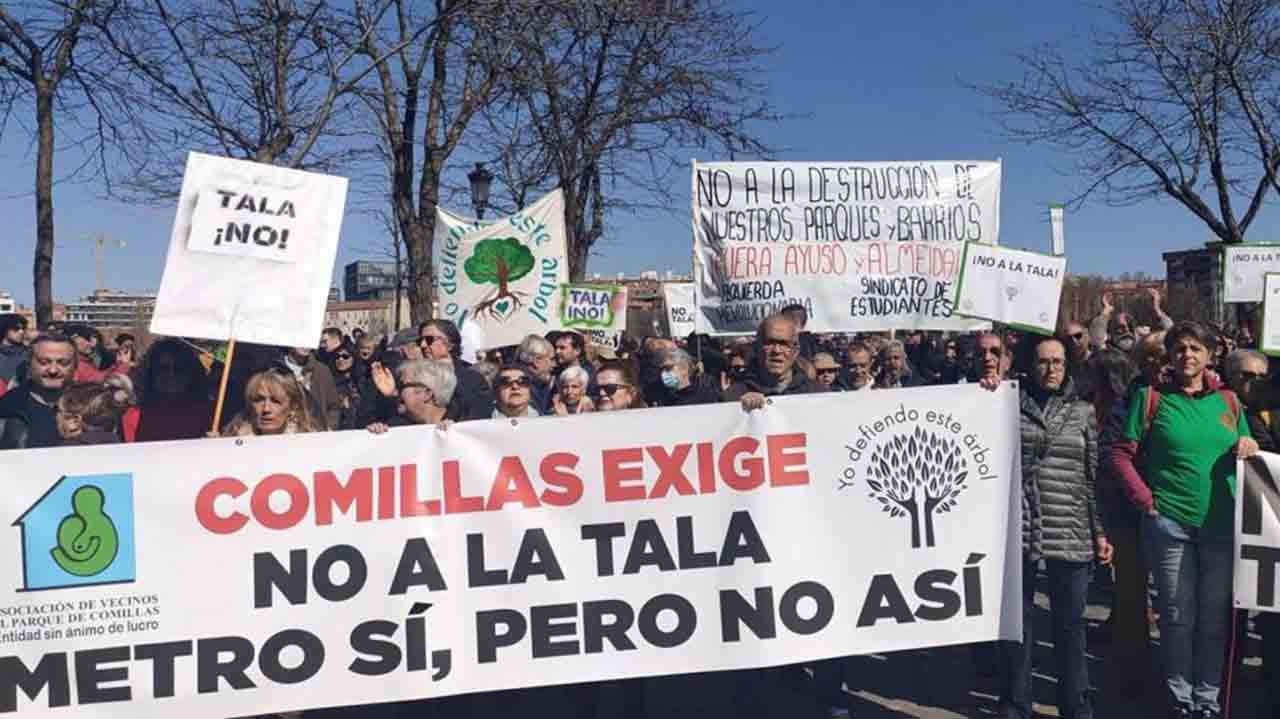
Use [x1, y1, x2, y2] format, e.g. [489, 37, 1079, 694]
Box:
[371, 362, 397, 398]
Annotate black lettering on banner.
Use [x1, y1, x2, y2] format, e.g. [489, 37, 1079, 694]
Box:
[624, 520, 677, 574]
[778, 581, 834, 635]
[196, 637, 256, 694]
[0, 653, 71, 711]
[389, 538, 448, 594]
[677, 516, 717, 570]
[531, 604, 580, 659]
[313, 545, 367, 602]
[134, 641, 193, 698]
[468, 534, 508, 587]
[582, 522, 627, 576]
[349, 620, 400, 676]
[913, 570, 961, 621]
[721, 510, 771, 566]
[1242, 545, 1280, 608]
[253, 546, 368, 608]
[510, 529, 565, 584]
[637, 594, 696, 649]
[258, 630, 324, 685]
[1241, 456, 1280, 536]
[582, 600, 638, 654]
[720, 587, 776, 641]
[476, 610, 527, 664]
[75, 647, 131, 705]
[857, 574, 915, 627]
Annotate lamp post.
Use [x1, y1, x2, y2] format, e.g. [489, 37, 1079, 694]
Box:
[467, 162, 494, 220]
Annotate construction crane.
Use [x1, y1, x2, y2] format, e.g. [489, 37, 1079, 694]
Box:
[81, 234, 126, 293]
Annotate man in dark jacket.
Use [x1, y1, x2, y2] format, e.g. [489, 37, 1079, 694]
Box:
[651, 347, 720, 406]
[723, 314, 817, 408]
[0, 313, 29, 388]
[419, 320, 494, 421]
[0, 333, 75, 449]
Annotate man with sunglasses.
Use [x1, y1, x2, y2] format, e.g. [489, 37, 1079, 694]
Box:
[812, 352, 845, 391]
[417, 320, 494, 422]
[492, 366, 539, 419]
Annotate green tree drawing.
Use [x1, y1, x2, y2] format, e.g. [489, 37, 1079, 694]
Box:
[465, 237, 536, 320]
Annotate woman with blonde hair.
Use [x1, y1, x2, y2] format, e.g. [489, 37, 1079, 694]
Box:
[220, 369, 323, 436]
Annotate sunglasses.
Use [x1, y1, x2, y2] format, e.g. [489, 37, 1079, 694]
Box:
[1069, 332, 1085, 340]
[335, 353, 353, 360]
[594, 383, 630, 397]
[496, 376, 530, 389]
[418, 335, 442, 345]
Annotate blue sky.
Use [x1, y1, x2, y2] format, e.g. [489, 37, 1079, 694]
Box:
[0, 1, 1273, 306]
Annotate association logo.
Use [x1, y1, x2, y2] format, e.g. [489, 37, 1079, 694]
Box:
[849, 425, 969, 549]
[12, 473, 136, 591]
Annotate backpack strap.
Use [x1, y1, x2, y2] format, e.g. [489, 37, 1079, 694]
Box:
[1218, 388, 1242, 429]
[1143, 386, 1162, 436]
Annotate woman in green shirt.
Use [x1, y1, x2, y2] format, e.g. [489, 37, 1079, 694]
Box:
[1111, 322, 1258, 719]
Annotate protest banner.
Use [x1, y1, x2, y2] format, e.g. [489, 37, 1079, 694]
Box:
[584, 328, 622, 350]
[1224, 243, 1280, 303]
[1263, 274, 1280, 357]
[150, 152, 348, 349]
[1236, 452, 1280, 613]
[1, 385, 1021, 718]
[664, 282, 697, 338]
[559, 284, 627, 331]
[953, 243, 1066, 335]
[433, 190, 568, 349]
[690, 160, 1001, 333]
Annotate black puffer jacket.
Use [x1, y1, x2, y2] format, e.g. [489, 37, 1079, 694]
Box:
[1019, 379, 1103, 563]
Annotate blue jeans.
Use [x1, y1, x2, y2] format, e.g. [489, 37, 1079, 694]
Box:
[998, 558, 1094, 719]
[1142, 512, 1233, 713]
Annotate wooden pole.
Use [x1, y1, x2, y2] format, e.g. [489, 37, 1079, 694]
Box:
[210, 338, 237, 435]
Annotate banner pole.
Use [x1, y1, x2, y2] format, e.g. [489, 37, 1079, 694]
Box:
[210, 338, 237, 435]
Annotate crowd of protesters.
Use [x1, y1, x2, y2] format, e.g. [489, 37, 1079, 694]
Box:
[0, 288, 1272, 719]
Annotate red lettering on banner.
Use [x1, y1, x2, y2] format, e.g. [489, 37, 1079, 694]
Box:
[314, 468, 373, 525]
[250, 473, 309, 530]
[697, 442, 717, 494]
[540, 453, 583, 506]
[603, 447, 646, 502]
[649, 444, 696, 498]
[767, 433, 810, 486]
[195, 476, 249, 534]
[487, 457, 541, 510]
[401, 464, 441, 517]
[442, 460, 485, 514]
[378, 466, 396, 519]
[720, 437, 764, 491]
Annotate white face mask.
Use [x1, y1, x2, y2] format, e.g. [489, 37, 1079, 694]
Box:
[661, 370, 681, 390]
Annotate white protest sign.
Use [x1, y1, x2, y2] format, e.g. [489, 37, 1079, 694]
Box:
[1224, 243, 1280, 303]
[559, 284, 627, 331]
[953, 243, 1066, 335]
[584, 328, 622, 349]
[691, 161, 1001, 333]
[434, 189, 568, 349]
[1, 385, 1022, 718]
[1263, 273, 1280, 357]
[150, 152, 347, 347]
[1236, 453, 1280, 613]
[664, 282, 697, 338]
[1049, 204, 1064, 256]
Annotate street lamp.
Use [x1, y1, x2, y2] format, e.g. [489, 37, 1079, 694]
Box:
[467, 162, 494, 219]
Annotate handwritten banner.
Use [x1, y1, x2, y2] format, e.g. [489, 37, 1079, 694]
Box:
[151, 152, 347, 347]
[664, 282, 697, 338]
[1, 386, 1022, 717]
[1225, 244, 1280, 303]
[434, 190, 568, 349]
[691, 161, 1001, 333]
[559, 284, 627, 331]
[953, 243, 1066, 335]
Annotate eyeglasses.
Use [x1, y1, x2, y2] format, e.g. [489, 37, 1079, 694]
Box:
[418, 335, 442, 346]
[496, 376, 530, 389]
[979, 346, 1003, 358]
[762, 338, 795, 350]
[594, 383, 630, 397]
[400, 382, 431, 394]
[1068, 332, 1085, 340]
[335, 353, 353, 360]
[1238, 370, 1267, 382]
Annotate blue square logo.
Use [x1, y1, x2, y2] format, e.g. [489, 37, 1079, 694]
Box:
[12, 473, 136, 591]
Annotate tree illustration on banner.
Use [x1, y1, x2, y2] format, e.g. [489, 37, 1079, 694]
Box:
[865, 427, 968, 548]
[465, 237, 535, 321]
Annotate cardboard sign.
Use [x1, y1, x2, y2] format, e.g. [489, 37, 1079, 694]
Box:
[691, 160, 1001, 333]
[664, 282, 696, 338]
[559, 284, 627, 330]
[150, 152, 347, 347]
[1, 386, 1022, 718]
[953, 243, 1066, 335]
[1225, 243, 1280, 303]
[433, 190, 568, 349]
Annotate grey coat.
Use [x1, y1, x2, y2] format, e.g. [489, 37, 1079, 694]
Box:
[1019, 380, 1104, 563]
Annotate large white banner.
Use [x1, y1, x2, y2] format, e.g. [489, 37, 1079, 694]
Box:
[953, 243, 1066, 335]
[1224, 244, 1280, 303]
[1, 386, 1021, 717]
[1236, 453, 1280, 613]
[1262, 274, 1280, 357]
[434, 190, 568, 349]
[691, 161, 1001, 333]
[664, 282, 697, 338]
[150, 152, 348, 347]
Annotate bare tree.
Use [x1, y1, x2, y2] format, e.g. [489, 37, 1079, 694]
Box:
[95, 0, 402, 200]
[345, 0, 512, 324]
[0, 0, 110, 326]
[975, 0, 1280, 249]
[493, 0, 780, 280]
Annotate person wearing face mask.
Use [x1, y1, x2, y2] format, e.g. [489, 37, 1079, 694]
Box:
[653, 347, 719, 407]
[997, 336, 1112, 719]
[0, 334, 77, 449]
[1110, 322, 1256, 719]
